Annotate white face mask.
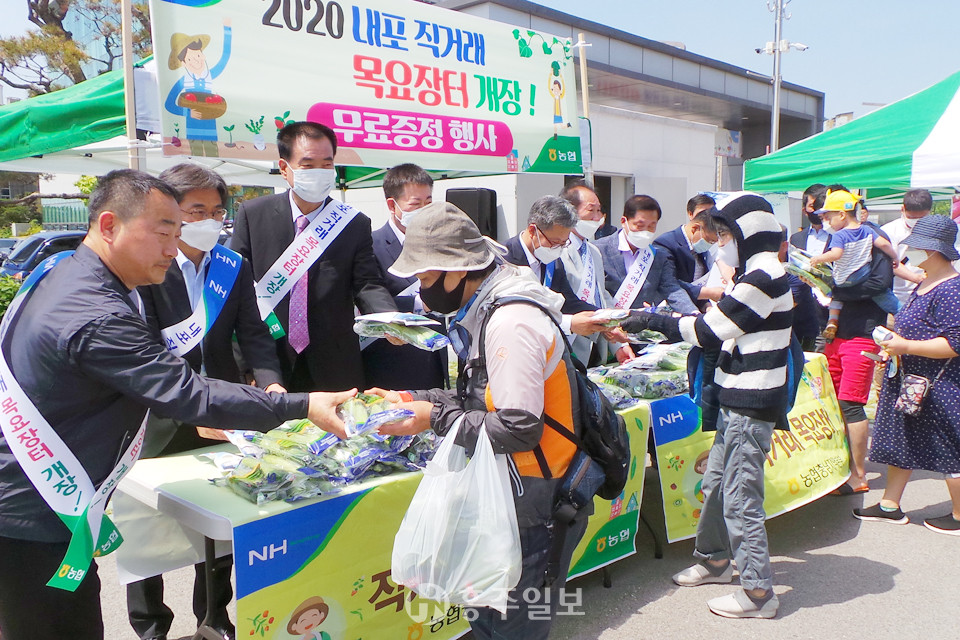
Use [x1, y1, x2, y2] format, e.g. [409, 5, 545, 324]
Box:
[290, 167, 336, 203]
[179, 218, 223, 252]
[576, 218, 602, 239]
[399, 205, 428, 229]
[534, 244, 564, 264]
[626, 230, 654, 250]
[692, 237, 714, 254]
[903, 214, 921, 230]
[715, 240, 739, 268]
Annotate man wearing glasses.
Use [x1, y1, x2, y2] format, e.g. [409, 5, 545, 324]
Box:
[503, 195, 611, 339]
[128, 163, 286, 640]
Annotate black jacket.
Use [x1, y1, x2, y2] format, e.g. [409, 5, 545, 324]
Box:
[0, 245, 308, 542]
[362, 222, 447, 391]
[231, 193, 397, 391]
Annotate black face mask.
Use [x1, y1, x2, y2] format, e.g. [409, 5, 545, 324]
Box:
[807, 212, 822, 226]
[420, 272, 467, 314]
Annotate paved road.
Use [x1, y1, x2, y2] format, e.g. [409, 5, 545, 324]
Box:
[98, 459, 956, 640]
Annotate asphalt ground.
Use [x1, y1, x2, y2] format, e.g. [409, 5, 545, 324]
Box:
[97, 458, 957, 640]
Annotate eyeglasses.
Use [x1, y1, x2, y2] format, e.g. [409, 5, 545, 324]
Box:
[181, 207, 228, 221]
[535, 226, 571, 249]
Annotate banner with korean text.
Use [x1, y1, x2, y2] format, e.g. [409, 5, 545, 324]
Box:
[651, 354, 850, 543]
[230, 403, 647, 639]
[149, 0, 582, 174]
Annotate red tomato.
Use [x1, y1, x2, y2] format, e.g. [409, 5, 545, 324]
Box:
[183, 93, 196, 102]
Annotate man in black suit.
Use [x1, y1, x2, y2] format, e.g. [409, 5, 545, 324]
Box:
[132, 163, 286, 640]
[231, 121, 396, 392]
[652, 194, 724, 309]
[594, 195, 699, 315]
[503, 195, 610, 339]
[789, 183, 830, 343]
[362, 163, 446, 390]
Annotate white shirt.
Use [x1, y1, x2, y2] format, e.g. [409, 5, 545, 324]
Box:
[175, 250, 211, 311]
[128, 289, 146, 321]
[805, 227, 831, 256]
[881, 216, 925, 304]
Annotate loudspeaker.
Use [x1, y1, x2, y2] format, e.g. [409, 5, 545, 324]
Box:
[446, 188, 497, 239]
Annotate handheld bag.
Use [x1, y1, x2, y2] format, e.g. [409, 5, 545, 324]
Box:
[391, 419, 521, 613]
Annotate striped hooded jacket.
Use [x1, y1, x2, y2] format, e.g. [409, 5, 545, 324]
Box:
[644, 194, 795, 417]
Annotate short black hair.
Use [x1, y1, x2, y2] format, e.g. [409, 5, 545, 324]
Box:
[277, 121, 338, 161]
[177, 40, 204, 63]
[826, 183, 848, 193]
[623, 195, 661, 220]
[686, 194, 715, 215]
[559, 179, 596, 209]
[903, 188, 933, 213]
[802, 183, 827, 210]
[87, 169, 178, 227]
[382, 163, 433, 201]
[158, 163, 228, 207]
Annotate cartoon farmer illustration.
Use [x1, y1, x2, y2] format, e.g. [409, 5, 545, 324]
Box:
[164, 18, 232, 157]
[549, 68, 571, 137]
[287, 596, 331, 640]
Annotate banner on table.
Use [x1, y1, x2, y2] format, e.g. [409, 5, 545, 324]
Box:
[231, 403, 647, 639]
[149, 0, 581, 174]
[652, 354, 850, 543]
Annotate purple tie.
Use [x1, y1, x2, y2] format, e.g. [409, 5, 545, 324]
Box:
[288, 215, 310, 354]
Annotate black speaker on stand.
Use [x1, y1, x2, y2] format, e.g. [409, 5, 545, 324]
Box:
[445, 187, 498, 239]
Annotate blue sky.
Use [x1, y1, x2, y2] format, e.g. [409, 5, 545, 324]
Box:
[527, 0, 960, 118]
[2, 0, 958, 118]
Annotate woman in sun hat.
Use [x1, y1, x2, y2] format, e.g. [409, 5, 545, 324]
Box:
[854, 214, 960, 536]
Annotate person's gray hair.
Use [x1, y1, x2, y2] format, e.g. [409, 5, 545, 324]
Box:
[527, 195, 578, 229]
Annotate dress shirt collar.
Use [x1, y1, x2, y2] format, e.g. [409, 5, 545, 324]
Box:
[519, 233, 541, 277]
[175, 249, 211, 310]
[568, 233, 584, 252]
[287, 190, 326, 223]
[387, 216, 406, 245]
[617, 228, 636, 254]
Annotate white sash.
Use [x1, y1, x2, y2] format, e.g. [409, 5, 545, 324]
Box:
[0, 254, 146, 591]
[574, 245, 602, 307]
[613, 246, 656, 309]
[254, 199, 359, 320]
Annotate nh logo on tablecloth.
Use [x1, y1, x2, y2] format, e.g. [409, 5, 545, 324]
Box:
[249, 539, 287, 565]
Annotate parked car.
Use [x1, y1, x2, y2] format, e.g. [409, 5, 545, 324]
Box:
[0, 237, 21, 261]
[0, 231, 86, 280]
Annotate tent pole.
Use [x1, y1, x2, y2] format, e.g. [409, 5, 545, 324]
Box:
[576, 33, 593, 186]
[121, 0, 139, 170]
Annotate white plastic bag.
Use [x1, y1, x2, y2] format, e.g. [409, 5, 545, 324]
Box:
[391, 419, 521, 613]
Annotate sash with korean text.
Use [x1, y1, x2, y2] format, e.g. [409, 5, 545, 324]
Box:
[160, 245, 243, 357]
[254, 199, 359, 338]
[576, 245, 603, 307]
[613, 246, 656, 309]
[0, 252, 146, 591]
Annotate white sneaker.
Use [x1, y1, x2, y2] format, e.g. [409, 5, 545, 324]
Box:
[672, 562, 734, 587]
[708, 590, 779, 619]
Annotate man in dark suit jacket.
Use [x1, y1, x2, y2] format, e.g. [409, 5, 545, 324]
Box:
[231, 122, 396, 392]
[502, 195, 609, 340]
[132, 163, 286, 640]
[594, 195, 699, 315]
[652, 196, 723, 309]
[790, 184, 830, 340]
[362, 163, 446, 390]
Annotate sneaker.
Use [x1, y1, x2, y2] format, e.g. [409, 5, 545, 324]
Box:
[707, 590, 779, 619]
[672, 561, 734, 587]
[853, 503, 909, 525]
[924, 514, 960, 536]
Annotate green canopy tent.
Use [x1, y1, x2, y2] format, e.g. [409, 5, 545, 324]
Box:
[744, 70, 960, 192]
[0, 63, 491, 189]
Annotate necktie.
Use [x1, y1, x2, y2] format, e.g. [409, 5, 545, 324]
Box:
[288, 215, 310, 354]
[693, 250, 707, 280]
